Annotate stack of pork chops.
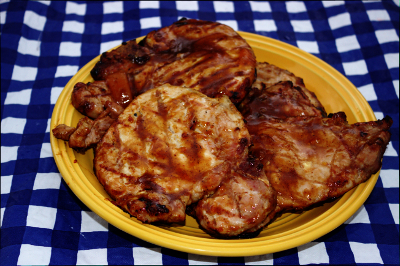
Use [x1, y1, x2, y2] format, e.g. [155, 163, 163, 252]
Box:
[53, 18, 392, 238]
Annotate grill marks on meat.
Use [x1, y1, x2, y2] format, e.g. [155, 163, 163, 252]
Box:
[193, 157, 277, 237]
[94, 85, 255, 224]
[240, 62, 393, 212]
[91, 18, 256, 103]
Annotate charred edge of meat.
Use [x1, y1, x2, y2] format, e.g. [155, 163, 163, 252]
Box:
[137, 198, 170, 216]
[138, 37, 147, 47]
[174, 17, 188, 26]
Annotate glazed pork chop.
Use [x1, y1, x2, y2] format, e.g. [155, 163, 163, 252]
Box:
[239, 63, 393, 212]
[91, 18, 257, 104]
[94, 84, 257, 224]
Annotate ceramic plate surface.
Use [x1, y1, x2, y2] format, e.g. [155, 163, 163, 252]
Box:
[50, 32, 378, 257]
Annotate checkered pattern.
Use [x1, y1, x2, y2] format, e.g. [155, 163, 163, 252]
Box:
[1, 1, 398, 265]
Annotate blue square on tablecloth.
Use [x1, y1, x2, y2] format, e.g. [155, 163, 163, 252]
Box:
[1, 160, 16, 176]
[107, 247, 135, 265]
[52, 230, 80, 250]
[162, 248, 190, 266]
[372, 224, 399, 245]
[1, 133, 22, 148]
[345, 224, 376, 243]
[6, 173, 35, 192]
[325, 241, 356, 265]
[0, 245, 20, 266]
[78, 232, 109, 250]
[53, 209, 82, 232]
[31, 189, 59, 208]
[38, 157, 59, 173]
[23, 119, 48, 134]
[379, 244, 400, 265]
[13, 158, 40, 175]
[16, 144, 42, 160]
[1, 226, 26, 249]
[273, 247, 299, 265]
[365, 203, 395, 224]
[385, 188, 399, 204]
[2, 105, 28, 119]
[23, 227, 52, 247]
[57, 188, 89, 210]
[316, 224, 349, 242]
[6, 189, 33, 207]
[1, 205, 29, 228]
[20, 133, 46, 146]
[50, 247, 78, 266]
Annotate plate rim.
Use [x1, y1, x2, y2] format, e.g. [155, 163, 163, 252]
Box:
[50, 32, 379, 257]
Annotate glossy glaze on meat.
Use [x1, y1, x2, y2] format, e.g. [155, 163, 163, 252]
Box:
[240, 63, 393, 212]
[91, 18, 256, 104]
[94, 84, 253, 224]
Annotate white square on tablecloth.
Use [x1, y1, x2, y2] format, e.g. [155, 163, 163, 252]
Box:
[17, 36, 41, 56]
[176, 1, 199, 11]
[1, 207, 5, 227]
[286, 1, 307, 13]
[132, 247, 163, 265]
[59, 41, 81, 57]
[345, 205, 370, 224]
[23, 10, 46, 31]
[26, 206, 57, 229]
[50, 86, 63, 104]
[384, 53, 399, 69]
[214, 1, 234, 12]
[374, 111, 384, 120]
[140, 17, 161, 30]
[100, 40, 122, 54]
[1, 175, 13, 194]
[38, 1, 50, 6]
[12, 65, 37, 81]
[349, 242, 383, 264]
[81, 211, 108, 232]
[55, 65, 79, 78]
[66, 1, 86, 16]
[343, 60, 368, 76]
[62, 20, 85, 34]
[384, 142, 398, 157]
[1, 117, 26, 134]
[254, 19, 277, 32]
[1, 146, 18, 163]
[0, 11, 6, 25]
[218, 20, 238, 31]
[45, 118, 51, 133]
[298, 242, 329, 265]
[188, 254, 218, 265]
[335, 35, 360, 53]
[249, 1, 271, 12]
[103, 1, 123, 14]
[39, 143, 53, 158]
[17, 244, 51, 265]
[297, 40, 319, 54]
[77, 248, 108, 265]
[4, 88, 32, 105]
[389, 204, 399, 225]
[101, 21, 124, 35]
[367, 9, 391, 21]
[380, 169, 399, 188]
[328, 12, 351, 30]
[375, 29, 399, 45]
[357, 83, 377, 101]
[394, 80, 399, 98]
[323, 1, 345, 8]
[139, 1, 159, 9]
[244, 254, 274, 265]
[33, 173, 62, 190]
[291, 20, 314, 32]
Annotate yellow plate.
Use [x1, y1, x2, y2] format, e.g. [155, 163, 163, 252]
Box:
[50, 32, 378, 257]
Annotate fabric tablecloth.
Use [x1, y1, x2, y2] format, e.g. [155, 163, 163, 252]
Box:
[1, 1, 399, 265]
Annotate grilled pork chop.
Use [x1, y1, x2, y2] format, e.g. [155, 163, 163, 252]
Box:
[94, 84, 254, 224]
[239, 63, 392, 212]
[91, 18, 256, 104]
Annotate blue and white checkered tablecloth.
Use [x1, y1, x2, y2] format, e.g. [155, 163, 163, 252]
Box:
[1, 1, 398, 265]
